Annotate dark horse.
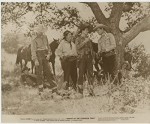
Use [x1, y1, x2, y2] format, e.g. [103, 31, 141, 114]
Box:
[91, 42, 134, 71]
[16, 39, 59, 75]
[49, 39, 60, 75]
[91, 42, 134, 84]
[16, 44, 35, 73]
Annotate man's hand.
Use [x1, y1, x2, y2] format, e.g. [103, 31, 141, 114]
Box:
[46, 54, 51, 60]
[102, 49, 107, 52]
[98, 52, 102, 57]
[92, 59, 95, 65]
[84, 37, 90, 43]
[35, 59, 39, 66]
[61, 56, 68, 62]
[96, 53, 99, 59]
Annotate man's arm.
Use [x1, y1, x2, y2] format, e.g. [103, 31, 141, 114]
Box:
[45, 35, 52, 56]
[98, 40, 102, 53]
[75, 37, 88, 50]
[72, 28, 80, 43]
[89, 40, 94, 58]
[89, 40, 96, 64]
[31, 38, 37, 61]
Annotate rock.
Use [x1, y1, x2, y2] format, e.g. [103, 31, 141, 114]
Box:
[119, 106, 135, 114]
[2, 84, 12, 92]
[52, 93, 63, 101]
[75, 93, 83, 99]
[83, 89, 89, 97]
[69, 94, 76, 99]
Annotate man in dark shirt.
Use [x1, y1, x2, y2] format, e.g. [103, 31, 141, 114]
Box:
[75, 24, 95, 95]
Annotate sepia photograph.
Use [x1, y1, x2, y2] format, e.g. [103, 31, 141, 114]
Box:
[1, 1, 150, 123]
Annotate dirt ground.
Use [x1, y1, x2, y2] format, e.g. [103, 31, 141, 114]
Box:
[2, 80, 150, 115]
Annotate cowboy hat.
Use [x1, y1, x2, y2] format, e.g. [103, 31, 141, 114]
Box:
[35, 24, 47, 33]
[63, 30, 72, 39]
[93, 23, 109, 31]
[79, 23, 93, 34]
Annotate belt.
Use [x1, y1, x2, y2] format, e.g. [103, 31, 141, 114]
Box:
[84, 51, 91, 55]
[101, 49, 116, 57]
[37, 49, 48, 52]
[102, 49, 115, 54]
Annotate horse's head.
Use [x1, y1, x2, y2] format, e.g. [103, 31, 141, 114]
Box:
[50, 38, 60, 53]
[53, 38, 60, 45]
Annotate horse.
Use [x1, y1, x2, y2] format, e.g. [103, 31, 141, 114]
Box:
[16, 44, 35, 73]
[49, 39, 60, 75]
[91, 42, 106, 83]
[16, 39, 59, 75]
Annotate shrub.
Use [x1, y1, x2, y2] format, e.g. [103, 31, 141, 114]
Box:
[2, 33, 20, 54]
[127, 44, 150, 78]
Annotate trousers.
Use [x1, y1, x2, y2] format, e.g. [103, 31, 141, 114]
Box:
[78, 54, 93, 86]
[36, 50, 57, 89]
[61, 57, 77, 90]
[102, 54, 117, 80]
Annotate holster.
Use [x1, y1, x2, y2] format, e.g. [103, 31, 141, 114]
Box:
[102, 49, 116, 57]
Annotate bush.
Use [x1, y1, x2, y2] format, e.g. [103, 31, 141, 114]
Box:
[135, 54, 150, 78]
[2, 65, 21, 92]
[2, 33, 19, 54]
[127, 44, 150, 78]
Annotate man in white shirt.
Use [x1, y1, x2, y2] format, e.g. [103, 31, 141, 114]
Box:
[31, 24, 57, 96]
[56, 30, 78, 90]
[94, 23, 117, 82]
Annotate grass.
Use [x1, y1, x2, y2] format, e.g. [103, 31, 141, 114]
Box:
[2, 75, 150, 115]
[2, 50, 150, 115]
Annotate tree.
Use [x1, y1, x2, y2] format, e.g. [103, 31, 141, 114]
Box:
[85, 2, 150, 69]
[1, 2, 150, 70]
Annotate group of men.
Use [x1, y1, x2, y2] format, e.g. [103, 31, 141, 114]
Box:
[30, 23, 117, 97]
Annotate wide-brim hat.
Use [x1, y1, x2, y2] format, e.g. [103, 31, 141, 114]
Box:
[93, 23, 109, 31]
[79, 23, 93, 34]
[35, 24, 47, 33]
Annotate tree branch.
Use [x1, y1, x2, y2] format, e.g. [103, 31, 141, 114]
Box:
[123, 15, 150, 46]
[110, 2, 124, 28]
[84, 2, 108, 25]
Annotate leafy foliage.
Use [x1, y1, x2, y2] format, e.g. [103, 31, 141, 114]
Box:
[134, 53, 150, 78]
[1, 2, 32, 26]
[2, 33, 19, 54]
[2, 2, 150, 33]
[126, 44, 150, 78]
[122, 3, 150, 31]
[52, 5, 81, 29]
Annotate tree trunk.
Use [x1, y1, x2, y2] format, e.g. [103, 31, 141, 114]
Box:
[86, 2, 150, 71]
[104, 24, 126, 72]
[114, 33, 125, 71]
